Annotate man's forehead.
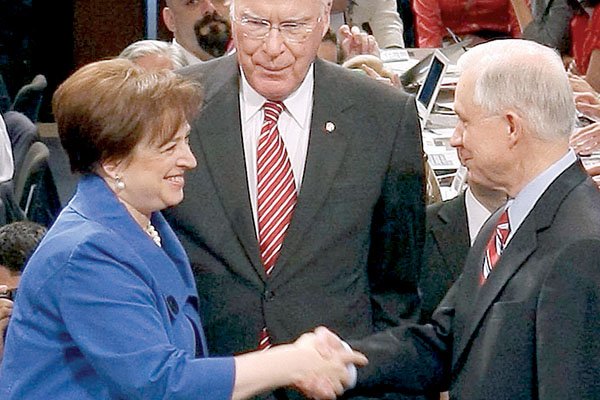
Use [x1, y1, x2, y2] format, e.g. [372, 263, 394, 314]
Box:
[233, 0, 323, 13]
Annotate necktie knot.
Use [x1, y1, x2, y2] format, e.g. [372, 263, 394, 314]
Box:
[263, 101, 284, 124]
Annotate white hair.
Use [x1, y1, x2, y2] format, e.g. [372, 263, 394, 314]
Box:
[457, 39, 575, 140]
[119, 40, 188, 70]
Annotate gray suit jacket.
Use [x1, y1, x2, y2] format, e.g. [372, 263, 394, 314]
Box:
[165, 55, 426, 359]
[523, 0, 573, 53]
[351, 162, 600, 399]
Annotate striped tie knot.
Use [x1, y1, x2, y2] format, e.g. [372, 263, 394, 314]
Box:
[263, 101, 284, 124]
[481, 209, 511, 282]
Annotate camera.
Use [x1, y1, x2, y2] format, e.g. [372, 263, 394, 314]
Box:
[0, 287, 17, 301]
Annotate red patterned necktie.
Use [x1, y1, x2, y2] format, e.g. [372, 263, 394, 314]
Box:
[481, 209, 510, 284]
[256, 101, 297, 350]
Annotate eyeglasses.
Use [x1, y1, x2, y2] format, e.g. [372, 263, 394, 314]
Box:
[232, 15, 322, 44]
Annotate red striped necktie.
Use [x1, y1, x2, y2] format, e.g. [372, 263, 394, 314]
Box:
[256, 101, 297, 349]
[481, 209, 510, 284]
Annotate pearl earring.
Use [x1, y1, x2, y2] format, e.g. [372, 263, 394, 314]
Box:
[115, 175, 126, 190]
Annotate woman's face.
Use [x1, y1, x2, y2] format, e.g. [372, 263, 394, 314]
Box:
[115, 122, 197, 216]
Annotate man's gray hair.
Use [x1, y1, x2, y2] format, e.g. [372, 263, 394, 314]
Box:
[119, 40, 188, 70]
[457, 39, 575, 140]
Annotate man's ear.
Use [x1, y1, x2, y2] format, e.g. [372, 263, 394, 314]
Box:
[505, 111, 523, 149]
[163, 7, 176, 33]
[320, 1, 332, 37]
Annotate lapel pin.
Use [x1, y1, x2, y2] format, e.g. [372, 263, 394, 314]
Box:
[325, 121, 336, 134]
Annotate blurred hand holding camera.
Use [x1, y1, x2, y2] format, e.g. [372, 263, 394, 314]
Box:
[0, 284, 14, 358]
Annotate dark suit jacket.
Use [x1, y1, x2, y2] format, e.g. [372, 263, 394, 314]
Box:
[420, 193, 470, 321]
[165, 55, 426, 358]
[351, 162, 600, 399]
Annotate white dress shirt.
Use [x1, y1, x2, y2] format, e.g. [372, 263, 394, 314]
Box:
[464, 186, 493, 245]
[0, 114, 14, 183]
[239, 65, 314, 235]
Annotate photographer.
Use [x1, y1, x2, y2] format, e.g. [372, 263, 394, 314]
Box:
[0, 221, 46, 362]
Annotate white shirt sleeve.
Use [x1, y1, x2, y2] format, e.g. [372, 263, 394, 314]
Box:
[0, 114, 14, 183]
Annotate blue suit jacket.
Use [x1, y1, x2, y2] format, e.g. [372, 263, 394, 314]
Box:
[0, 174, 235, 399]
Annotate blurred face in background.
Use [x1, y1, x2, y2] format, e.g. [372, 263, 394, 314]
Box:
[0, 266, 19, 292]
[231, 0, 330, 100]
[163, 0, 232, 59]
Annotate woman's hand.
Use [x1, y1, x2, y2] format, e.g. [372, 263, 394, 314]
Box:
[232, 327, 367, 400]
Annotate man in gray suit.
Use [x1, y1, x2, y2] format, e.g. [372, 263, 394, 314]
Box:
[165, 0, 425, 378]
[318, 39, 600, 399]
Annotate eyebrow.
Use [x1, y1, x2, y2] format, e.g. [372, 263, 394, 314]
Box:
[240, 10, 313, 23]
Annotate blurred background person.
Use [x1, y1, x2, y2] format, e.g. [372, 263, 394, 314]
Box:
[0, 59, 366, 399]
[0, 114, 13, 185]
[413, 0, 522, 48]
[162, 0, 233, 63]
[329, 0, 405, 48]
[318, 28, 340, 63]
[119, 39, 188, 71]
[569, 0, 600, 92]
[420, 180, 507, 323]
[0, 221, 46, 362]
[511, 0, 574, 53]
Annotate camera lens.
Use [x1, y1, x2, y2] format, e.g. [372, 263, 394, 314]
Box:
[0, 288, 17, 301]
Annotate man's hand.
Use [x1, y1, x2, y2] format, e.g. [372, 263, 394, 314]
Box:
[0, 285, 14, 359]
[338, 25, 380, 61]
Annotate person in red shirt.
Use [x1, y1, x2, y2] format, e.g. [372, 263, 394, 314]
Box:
[413, 0, 522, 48]
[571, 1, 600, 91]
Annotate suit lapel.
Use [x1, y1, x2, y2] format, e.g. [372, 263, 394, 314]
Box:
[270, 60, 353, 281]
[191, 56, 265, 279]
[452, 162, 589, 369]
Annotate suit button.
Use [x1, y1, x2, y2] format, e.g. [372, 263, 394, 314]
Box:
[264, 290, 275, 301]
[166, 295, 179, 315]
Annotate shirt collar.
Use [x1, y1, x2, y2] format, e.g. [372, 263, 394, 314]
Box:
[507, 149, 577, 233]
[239, 63, 314, 128]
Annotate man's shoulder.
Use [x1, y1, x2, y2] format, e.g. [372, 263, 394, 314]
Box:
[177, 54, 237, 84]
[314, 59, 412, 104]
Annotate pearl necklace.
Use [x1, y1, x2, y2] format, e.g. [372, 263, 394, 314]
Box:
[145, 222, 162, 247]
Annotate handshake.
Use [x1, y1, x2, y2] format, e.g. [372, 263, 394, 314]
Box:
[264, 327, 368, 400]
[236, 326, 367, 400]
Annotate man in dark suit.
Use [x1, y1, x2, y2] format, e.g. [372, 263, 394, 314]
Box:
[421, 182, 506, 321]
[165, 0, 424, 376]
[420, 192, 469, 322]
[316, 39, 600, 400]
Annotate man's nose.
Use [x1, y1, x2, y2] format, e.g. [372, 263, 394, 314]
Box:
[449, 125, 462, 148]
[263, 28, 286, 56]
